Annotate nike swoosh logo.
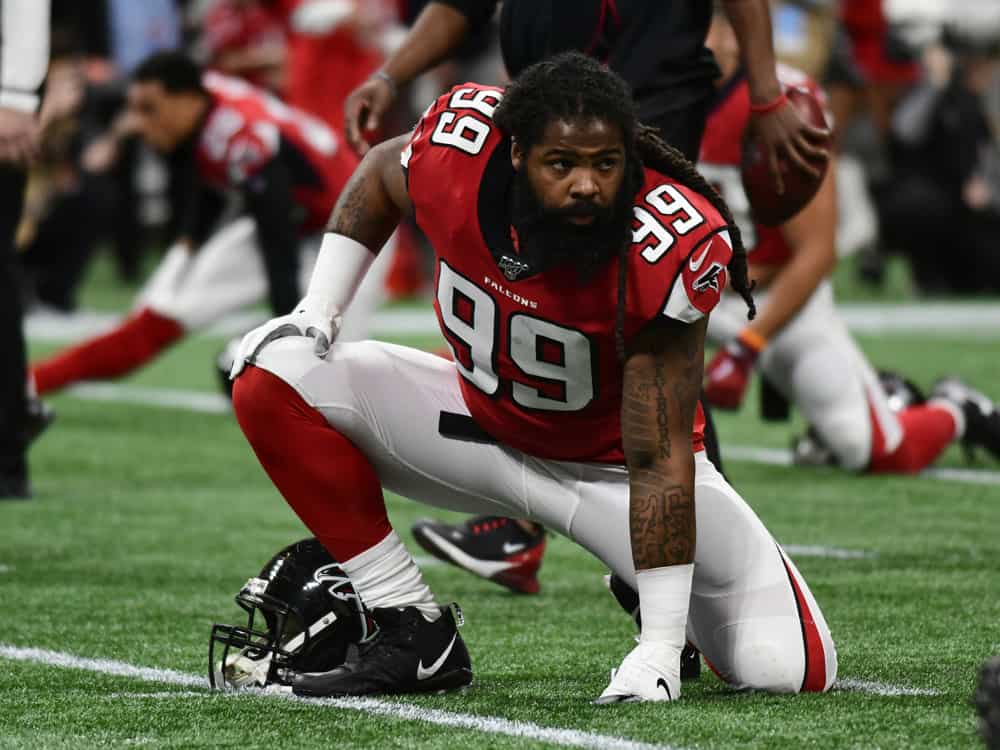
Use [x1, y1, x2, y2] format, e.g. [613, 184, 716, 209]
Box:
[502, 542, 525, 555]
[416, 634, 458, 680]
[656, 678, 672, 699]
[688, 243, 711, 273]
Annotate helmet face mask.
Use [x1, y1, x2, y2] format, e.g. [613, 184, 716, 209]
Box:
[208, 540, 375, 690]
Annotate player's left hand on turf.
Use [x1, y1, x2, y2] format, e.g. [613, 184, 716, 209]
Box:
[750, 100, 829, 195]
[703, 335, 761, 410]
[229, 298, 339, 379]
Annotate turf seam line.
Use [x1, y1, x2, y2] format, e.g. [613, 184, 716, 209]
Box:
[25, 303, 1000, 342]
[782, 545, 871, 560]
[0, 644, 683, 750]
[49, 384, 1000, 486]
[724, 445, 1000, 486]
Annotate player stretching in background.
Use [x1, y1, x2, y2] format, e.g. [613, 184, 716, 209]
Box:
[30, 53, 392, 397]
[700, 10, 1000, 473]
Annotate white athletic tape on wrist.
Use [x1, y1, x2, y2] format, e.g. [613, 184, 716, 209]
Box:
[302, 232, 376, 325]
[636, 563, 694, 647]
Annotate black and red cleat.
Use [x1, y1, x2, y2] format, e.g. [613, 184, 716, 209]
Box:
[411, 516, 546, 594]
[932, 377, 1000, 462]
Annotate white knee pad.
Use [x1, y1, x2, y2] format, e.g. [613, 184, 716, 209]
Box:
[814, 408, 872, 471]
[721, 619, 806, 694]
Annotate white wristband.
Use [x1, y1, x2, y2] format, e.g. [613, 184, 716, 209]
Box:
[301, 232, 376, 323]
[0, 89, 39, 113]
[636, 563, 694, 648]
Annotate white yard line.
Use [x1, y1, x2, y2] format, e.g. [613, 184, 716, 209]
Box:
[0, 564, 12, 573]
[0, 640, 944, 749]
[53, 382, 1000, 487]
[0, 642, 943, 731]
[834, 679, 940, 697]
[724, 445, 1000, 486]
[839, 304, 1000, 334]
[0, 644, 679, 750]
[782, 545, 871, 560]
[66, 383, 231, 414]
[108, 691, 206, 699]
[0, 645, 203, 688]
[25, 302, 1000, 343]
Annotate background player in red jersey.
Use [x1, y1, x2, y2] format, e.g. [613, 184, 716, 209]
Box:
[262, 0, 398, 133]
[229, 54, 836, 702]
[202, 0, 286, 92]
[701, 10, 1000, 472]
[29, 52, 388, 397]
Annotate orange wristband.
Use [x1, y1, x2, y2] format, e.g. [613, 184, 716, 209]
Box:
[750, 92, 788, 116]
[737, 328, 768, 354]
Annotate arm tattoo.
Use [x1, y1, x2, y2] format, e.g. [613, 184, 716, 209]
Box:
[629, 469, 695, 569]
[324, 138, 409, 249]
[326, 170, 370, 242]
[623, 320, 705, 570]
[653, 358, 671, 460]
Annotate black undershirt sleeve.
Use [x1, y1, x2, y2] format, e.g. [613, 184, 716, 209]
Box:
[241, 158, 302, 316]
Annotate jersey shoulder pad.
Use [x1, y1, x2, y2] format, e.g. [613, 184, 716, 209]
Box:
[662, 228, 733, 322]
[202, 104, 279, 185]
[401, 82, 505, 180]
[631, 169, 733, 323]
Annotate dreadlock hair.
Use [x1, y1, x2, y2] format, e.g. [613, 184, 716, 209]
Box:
[493, 52, 755, 361]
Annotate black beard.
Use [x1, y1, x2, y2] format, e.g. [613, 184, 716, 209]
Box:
[510, 167, 637, 277]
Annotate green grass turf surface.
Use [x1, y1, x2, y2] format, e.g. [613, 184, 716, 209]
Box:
[4, 257, 1000, 748]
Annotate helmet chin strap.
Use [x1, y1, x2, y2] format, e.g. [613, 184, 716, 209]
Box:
[282, 610, 340, 653]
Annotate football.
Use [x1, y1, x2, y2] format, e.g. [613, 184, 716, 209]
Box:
[740, 86, 831, 226]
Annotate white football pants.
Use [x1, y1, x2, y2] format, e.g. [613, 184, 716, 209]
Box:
[707, 280, 902, 470]
[252, 337, 838, 693]
[135, 216, 396, 341]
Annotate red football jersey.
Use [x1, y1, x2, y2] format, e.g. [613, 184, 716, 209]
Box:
[196, 72, 358, 233]
[267, 0, 392, 133]
[404, 84, 733, 464]
[698, 65, 827, 266]
[202, 0, 285, 90]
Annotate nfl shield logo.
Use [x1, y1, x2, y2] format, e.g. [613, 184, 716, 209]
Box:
[498, 255, 530, 281]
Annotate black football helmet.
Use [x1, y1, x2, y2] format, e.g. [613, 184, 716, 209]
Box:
[209, 538, 377, 689]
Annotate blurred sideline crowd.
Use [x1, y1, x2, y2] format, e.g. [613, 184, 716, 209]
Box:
[19, 0, 1000, 315]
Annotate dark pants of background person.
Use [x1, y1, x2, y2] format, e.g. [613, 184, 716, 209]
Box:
[0, 166, 28, 483]
[20, 171, 115, 311]
[878, 175, 1000, 295]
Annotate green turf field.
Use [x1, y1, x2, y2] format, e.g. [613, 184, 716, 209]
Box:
[2, 255, 999, 749]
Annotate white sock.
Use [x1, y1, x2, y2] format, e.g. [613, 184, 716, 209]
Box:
[341, 531, 440, 621]
[635, 563, 694, 650]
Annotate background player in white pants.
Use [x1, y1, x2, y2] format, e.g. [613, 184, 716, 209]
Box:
[229, 55, 837, 701]
[30, 53, 393, 397]
[701, 11, 1000, 472]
